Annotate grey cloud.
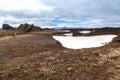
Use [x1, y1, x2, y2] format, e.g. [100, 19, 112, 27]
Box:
[41, 0, 120, 17]
[0, 10, 47, 19]
[0, 9, 56, 27]
[40, 0, 120, 27]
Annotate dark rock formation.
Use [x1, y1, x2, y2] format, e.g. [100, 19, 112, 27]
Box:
[2, 24, 14, 30]
[112, 35, 120, 42]
[18, 23, 32, 32]
[17, 23, 42, 33]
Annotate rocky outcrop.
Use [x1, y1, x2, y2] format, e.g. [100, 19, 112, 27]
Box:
[17, 23, 42, 33]
[112, 35, 120, 42]
[2, 24, 14, 30]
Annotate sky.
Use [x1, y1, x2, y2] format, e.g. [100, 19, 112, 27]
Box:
[0, 0, 120, 28]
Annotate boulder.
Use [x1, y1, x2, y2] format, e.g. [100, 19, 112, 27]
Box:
[2, 24, 14, 30]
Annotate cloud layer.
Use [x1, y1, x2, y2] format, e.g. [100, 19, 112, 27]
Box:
[0, 0, 120, 28]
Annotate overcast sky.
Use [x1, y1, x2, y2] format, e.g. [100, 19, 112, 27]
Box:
[0, 0, 120, 28]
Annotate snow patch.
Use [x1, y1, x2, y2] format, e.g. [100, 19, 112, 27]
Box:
[53, 35, 117, 49]
[64, 33, 73, 37]
[79, 30, 91, 34]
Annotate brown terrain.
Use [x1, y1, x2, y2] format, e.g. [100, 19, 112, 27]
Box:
[0, 24, 120, 80]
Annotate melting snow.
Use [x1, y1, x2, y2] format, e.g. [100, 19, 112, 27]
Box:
[64, 33, 73, 37]
[79, 30, 91, 34]
[53, 35, 117, 49]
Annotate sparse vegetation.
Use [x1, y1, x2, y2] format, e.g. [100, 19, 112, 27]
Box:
[0, 26, 120, 80]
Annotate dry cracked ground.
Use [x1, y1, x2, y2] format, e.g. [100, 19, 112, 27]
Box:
[0, 30, 120, 80]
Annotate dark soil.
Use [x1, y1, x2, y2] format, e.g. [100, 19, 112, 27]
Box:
[0, 28, 120, 80]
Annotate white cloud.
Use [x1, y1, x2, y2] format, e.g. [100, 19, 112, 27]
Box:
[0, 0, 53, 11]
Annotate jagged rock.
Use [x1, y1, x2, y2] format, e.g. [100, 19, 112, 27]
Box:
[2, 24, 14, 30]
[17, 23, 42, 33]
[31, 24, 42, 32]
[18, 23, 32, 32]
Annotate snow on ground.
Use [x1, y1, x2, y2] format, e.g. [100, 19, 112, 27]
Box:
[79, 30, 91, 34]
[64, 33, 73, 37]
[53, 35, 117, 49]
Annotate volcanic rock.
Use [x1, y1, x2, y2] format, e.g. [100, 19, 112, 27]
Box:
[17, 23, 42, 33]
[2, 24, 14, 30]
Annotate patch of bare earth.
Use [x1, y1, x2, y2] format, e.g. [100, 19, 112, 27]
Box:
[0, 32, 120, 80]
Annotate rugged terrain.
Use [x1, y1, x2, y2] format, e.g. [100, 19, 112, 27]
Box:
[0, 27, 120, 80]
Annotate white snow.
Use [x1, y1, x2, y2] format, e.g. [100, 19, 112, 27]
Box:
[79, 30, 91, 34]
[64, 33, 73, 37]
[53, 35, 117, 49]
